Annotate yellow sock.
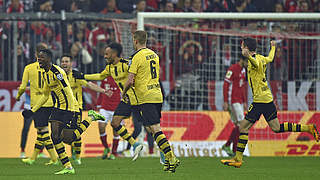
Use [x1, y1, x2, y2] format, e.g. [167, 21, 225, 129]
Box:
[72, 138, 82, 159]
[115, 125, 135, 145]
[31, 132, 44, 160]
[154, 131, 173, 159]
[279, 122, 310, 132]
[73, 117, 92, 140]
[235, 133, 248, 161]
[54, 141, 72, 168]
[42, 131, 57, 162]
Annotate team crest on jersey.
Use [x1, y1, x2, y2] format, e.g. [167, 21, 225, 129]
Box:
[57, 73, 63, 80]
[226, 70, 232, 78]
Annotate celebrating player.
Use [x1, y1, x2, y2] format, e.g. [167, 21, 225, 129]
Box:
[221, 38, 319, 168]
[221, 54, 247, 156]
[16, 43, 58, 165]
[22, 49, 104, 175]
[72, 42, 144, 161]
[60, 54, 107, 164]
[122, 30, 180, 173]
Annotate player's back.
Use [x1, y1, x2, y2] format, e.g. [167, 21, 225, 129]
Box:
[224, 63, 246, 104]
[24, 62, 53, 107]
[129, 48, 163, 104]
[44, 65, 79, 112]
[247, 54, 273, 103]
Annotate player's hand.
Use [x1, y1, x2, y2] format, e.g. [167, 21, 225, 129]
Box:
[22, 109, 34, 119]
[270, 40, 276, 47]
[16, 95, 20, 101]
[72, 70, 85, 79]
[223, 102, 229, 111]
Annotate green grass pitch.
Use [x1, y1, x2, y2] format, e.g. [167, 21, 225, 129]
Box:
[0, 157, 318, 180]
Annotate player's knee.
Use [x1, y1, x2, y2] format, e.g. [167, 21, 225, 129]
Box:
[272, 126, 281, 133]
[111, 118, 121, 128]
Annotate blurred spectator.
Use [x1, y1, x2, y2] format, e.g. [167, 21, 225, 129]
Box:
[6, 0, 24, 13]
[88, 22, 110, 49]
[52, 0, 71, 12]
[315, 1, 320, 11]
[36, 0, 53, 12]
[91, 0, 105, 12]
[285, 0, 298, 12]
[133, 0, 146, 14]
[298, 0, 311, 12]
[117, 0, 134, 13]
[274, 1, 284, 12]
[190, 0, 204, 12]
[162, 1, 175, 12]
[177, 0, 191, 12]
[43, 27, 62, 62]
[146, 0, 161, 12]
[100, 0, 122, 14]
[70, 41, 93, 71]
[70, 0, 82, 12]
[206, 0, 226, 12]
[234, 0, 257, 12]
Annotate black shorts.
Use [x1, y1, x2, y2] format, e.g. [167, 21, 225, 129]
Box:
[114, 101, 134, 117]
[33, 107, 53, 128]
[49, 108, 76, 127]
[245, 101, 277, 123]
[136, 103, 162, 126]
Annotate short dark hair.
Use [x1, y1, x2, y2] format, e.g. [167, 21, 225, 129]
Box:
[39, 49, 53, 61]
[35, 43, 47, 55]
[108, 42, 123, 57]
[133, 30, 147, 45]
[243, 37, 257, 51]
[61, 54, 73, 61]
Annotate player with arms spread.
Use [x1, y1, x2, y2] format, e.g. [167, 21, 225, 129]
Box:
[122, 30, 180, 173]
[22, 49, 104, 175]
[60, 54, 106, 165]
[72, 42, 144, 161]
[221, 38, 319, 168]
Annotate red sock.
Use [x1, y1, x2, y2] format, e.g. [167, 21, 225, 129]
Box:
[226, 126, 237, 147]
[40, 149, 43, 153]
[149, 147, 154, 154]
[21, 148, 25, 152]
[100, 134, 109, 149]
[112, 137, 119, 154]
[232, 126, 240, 153]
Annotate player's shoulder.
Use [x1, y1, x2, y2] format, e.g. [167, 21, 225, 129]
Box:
[120, 58, 129, 64]
[50, 65, 67, 77]
[131, 48, 148, 59]
[25, 61, 38, 69]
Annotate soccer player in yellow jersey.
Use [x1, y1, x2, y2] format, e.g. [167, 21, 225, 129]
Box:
[221, 38, 320, 168]
[16, 43, 58, 166]
[22, 49, 105, 175]
[72, 42, 144, 161]
[60, 54, 106, 165]
[122, 30, 179, 173]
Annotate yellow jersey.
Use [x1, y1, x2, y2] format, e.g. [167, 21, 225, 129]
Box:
[247, 46, 276, 103]
[67, 71, 88, 110]
[32, 64, 79, 112]
[128, 48, 163, 104]
[17, 62, 53, 108]
[85, 59, 139, 105]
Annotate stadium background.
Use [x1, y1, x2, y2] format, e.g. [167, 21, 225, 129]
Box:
[0, 0, 320, 158]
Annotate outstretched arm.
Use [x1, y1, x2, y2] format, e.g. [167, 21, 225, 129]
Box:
[264, 40, 276, 64]
[85, 81, 106, 94]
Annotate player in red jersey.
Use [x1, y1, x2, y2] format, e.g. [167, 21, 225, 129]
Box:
[221, 54, 248, 156]
[97, 76, 121, 159]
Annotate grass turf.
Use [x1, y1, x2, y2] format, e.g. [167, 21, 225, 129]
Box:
[0, 157, 318, 180]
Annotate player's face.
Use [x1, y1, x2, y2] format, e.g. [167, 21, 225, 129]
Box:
[132, 37, 137, 50]
[61, 57, 72, 73]
[38, 52, 49, 69]
[104, 47, 114, 64]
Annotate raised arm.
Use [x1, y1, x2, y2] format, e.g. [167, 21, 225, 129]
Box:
[72, 69, 109, 81]
[264, 41, 276, 64]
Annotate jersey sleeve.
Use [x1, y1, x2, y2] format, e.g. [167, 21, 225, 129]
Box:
[31, 76, 50, 112]
[263, 46, 276, 64]
[17, 66, 30, 99]
[128, 55, 140, 74]
[84, 66, 110, 80]
[79, 79, 88, 87]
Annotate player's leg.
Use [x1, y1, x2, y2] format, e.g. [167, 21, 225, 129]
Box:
[222, 105, 237, 156]
[72, 110, 83, 165]
[230, 103, 244, 154]
[265, 102, 319, 141]
[125, 113, 143, 151]
[111, 102, 140, 153]
[99, 121, 109, 159]
[20, 116, 32, 158]
[146, 130, 155, 155]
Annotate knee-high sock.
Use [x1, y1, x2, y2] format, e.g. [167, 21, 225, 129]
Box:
[112, 136, 120, 154]
[42, 131, 57, 162]
[235, 133, 248, 161]
[100, 133, 109, 149]
[72, 137, 82, 159]
[154, 131, 173, 159]
[31, 131, 45, 160]
[279, 122, 309, 132]
[53, 139, 72, 168]
[232, 127, 240, 153]
[73, 117, 92, 140]
[114, 125, 135, 146]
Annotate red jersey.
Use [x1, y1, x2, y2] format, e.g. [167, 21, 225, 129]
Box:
[97, 76, 120, 111]
[223, 63, 247, 104]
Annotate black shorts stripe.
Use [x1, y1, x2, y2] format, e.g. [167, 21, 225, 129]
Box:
[158, 138, 167, 147]
[119, 129, 128, 137]
[237, 147, 245, 152]
[61, 89, 68, 111]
